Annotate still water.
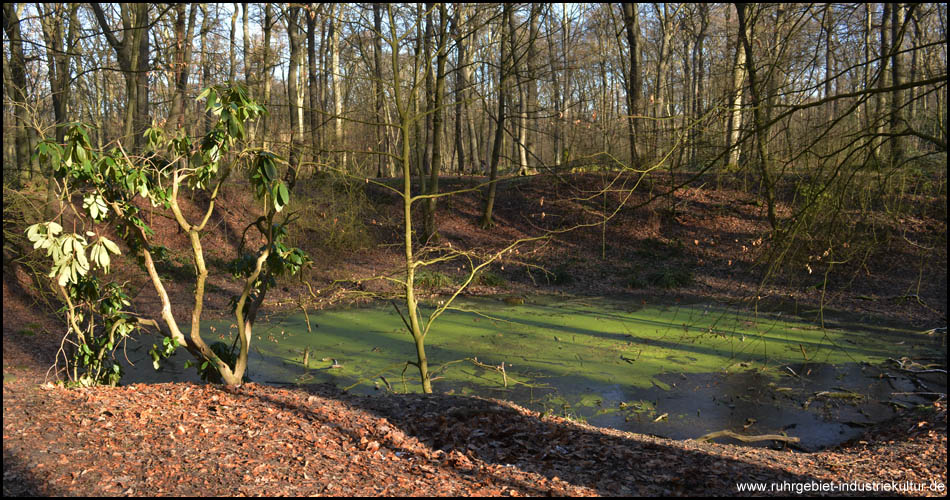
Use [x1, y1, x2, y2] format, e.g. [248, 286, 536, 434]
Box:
[118, 295, 946, 450]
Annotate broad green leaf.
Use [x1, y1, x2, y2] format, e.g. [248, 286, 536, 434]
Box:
[264, 161, 277, 182]
[206, 91, 217, 112]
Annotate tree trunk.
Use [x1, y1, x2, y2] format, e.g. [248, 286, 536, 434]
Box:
[512, 7, 528, 176]
[422, 3, 449, 244]
[3, 3, 35, 186]
[726, 7, 747, 168]
[198, 5, 213, 137]
[91, 2, 151, 150]
[229, 3, 238, 83]
[461, 5, 481, 173]
[330, 5, 345, 170]
[38, 4, 80, 217]
[653, 4, 675, 154]
[171, 4, 197, 131]
[621, 3, 642, 168]
[373, 3, 388, 177]
[452, 6, 465, 174]
[286, 5, 303, 190]
[480, 4, 511, 229]
[736, 3, 777, 231]
[874, 3, 891, 161]
[260, 4, 274, 149]
[889, 3, 906, 167]
[308, 6, 322, 169]
[525, 4, 541, 171]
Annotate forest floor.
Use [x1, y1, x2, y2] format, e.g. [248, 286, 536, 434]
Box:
[3, 171, 947, 496]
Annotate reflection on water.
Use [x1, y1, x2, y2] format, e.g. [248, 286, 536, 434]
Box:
[117, 296, 946, 451]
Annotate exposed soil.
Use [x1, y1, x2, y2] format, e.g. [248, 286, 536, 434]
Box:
[3, 171, 947, 495]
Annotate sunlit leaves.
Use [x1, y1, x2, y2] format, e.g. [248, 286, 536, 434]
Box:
[26, 221, 62, 252]
[89, 236, 121, 273]
[83, 194, 108, 220]
[26, 225, 122, 286]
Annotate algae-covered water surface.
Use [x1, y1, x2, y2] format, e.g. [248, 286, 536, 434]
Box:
[120, 295, 946, 450]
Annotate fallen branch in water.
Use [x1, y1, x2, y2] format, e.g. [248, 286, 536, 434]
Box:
[887, 358, 948, 375]
[891, 392, 946, 399]
[695, 430, 800, 444]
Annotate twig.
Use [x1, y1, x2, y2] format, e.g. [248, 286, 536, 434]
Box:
[390, 300, 412, 334]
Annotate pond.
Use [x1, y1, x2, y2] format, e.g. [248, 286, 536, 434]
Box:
[118, 295, 946, 451]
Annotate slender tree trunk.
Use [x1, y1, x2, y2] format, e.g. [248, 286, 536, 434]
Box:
[862, 3, 872, 132]
[653, 4, 675, 154]
[286, 5, 303, 189]
[480, 4, 510, 229]
[512, 8, 527, 176]
[525, 4, 541, 171]
[907, 9, 920, 128]
[422, 3, 448, 244]
[822, 4, 835, 119]
[198, 5, 213, 137]
[91, 3, 150, 150]
[874, 3, 891, 162]
[889, 3, 906, 167]
[330, 5, 345, 170]
[243, 3, 251, 86]
[171, 4, 197, 130]
[726, 8, 747, 168]
[691, 5, 708, 164]
[3, 3, 34, 186]
[621, 3, 641, 168]
[318, 15, 329, 155]
[452, 6, 465, 174]
[736, 3, 777, 231]
[229, 3, 238, 83]
[134, 3, 150, 148]
[308, 6, 322, 169]
[38, 4, 80, 217]
[260, 4, 274, 149]
[461, 5, 480, 173]
[242, 3, 255, 143]
[373, 3, 387, 177]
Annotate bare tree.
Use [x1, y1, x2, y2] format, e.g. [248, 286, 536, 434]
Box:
[90, 3, 151, 149]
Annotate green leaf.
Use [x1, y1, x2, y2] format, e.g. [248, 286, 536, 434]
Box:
[264, 161, 277, 182]
[206, 91, 217, 112]
[277, 182, 289, 206]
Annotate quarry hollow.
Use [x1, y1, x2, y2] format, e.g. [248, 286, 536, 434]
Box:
[119, 294, 946, 451]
